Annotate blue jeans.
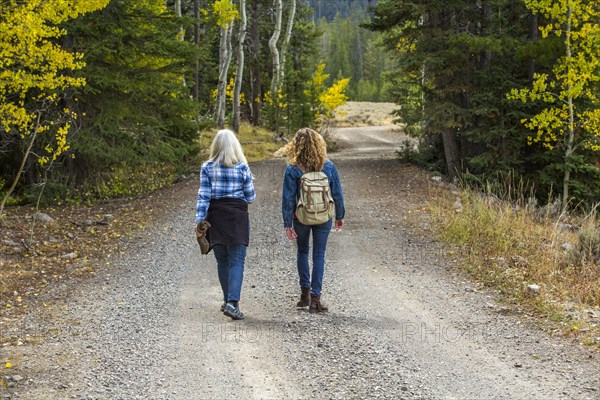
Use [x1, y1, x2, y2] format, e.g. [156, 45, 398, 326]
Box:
[293, 219, 332, 295]
[213, 244, 247, 303]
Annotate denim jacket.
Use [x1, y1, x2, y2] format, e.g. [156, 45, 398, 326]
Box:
[281, 160, 345, 228]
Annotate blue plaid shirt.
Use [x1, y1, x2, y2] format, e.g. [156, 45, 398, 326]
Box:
[195, 161, 256, 223]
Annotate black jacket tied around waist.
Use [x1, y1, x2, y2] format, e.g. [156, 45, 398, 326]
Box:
[205, 198, 249, 251]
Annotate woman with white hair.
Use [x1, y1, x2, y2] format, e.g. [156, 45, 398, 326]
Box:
[195, 129, 256, 320]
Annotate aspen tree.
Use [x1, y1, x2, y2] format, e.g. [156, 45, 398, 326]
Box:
[232, 0, 247, 133]
[214, 0, 239, 128]
[269, 0, 283, 99]
[508, 0, 600, 204]
[0, 0, 109, 215]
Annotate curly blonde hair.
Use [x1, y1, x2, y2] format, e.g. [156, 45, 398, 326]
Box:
[275, 128, 327, 171]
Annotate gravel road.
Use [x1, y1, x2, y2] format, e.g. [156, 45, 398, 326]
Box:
[1, 126, 599, 399]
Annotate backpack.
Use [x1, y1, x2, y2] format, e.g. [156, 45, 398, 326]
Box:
[296, 171, 335, 225]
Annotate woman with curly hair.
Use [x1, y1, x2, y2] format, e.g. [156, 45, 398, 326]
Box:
[278, 128, 345, 313]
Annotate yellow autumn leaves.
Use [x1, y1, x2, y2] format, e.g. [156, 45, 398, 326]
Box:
[319, 78, 351, 119]
[508, 0, 600, 151]
[0, 0, 109, 162]
[213, 0, 239, 29]
[306, 64, 350, 120]
[211, 78, 246, 106]
[261, 63, 350, 121]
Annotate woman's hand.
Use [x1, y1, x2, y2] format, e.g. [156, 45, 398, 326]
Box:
[195, 221, 210, 237]
[285, 227, 298, 240]
[335, 219, 344, 231]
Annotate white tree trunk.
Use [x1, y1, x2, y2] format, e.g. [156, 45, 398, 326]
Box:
[216, 23, 233, 128]
[269, 0, 282, 98]
[233, 0, 247, 133]
[225, 23, 233, 86]
[278, 0, 296, 89]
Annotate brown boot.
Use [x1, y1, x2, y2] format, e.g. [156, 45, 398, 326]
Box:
[297, 287, 311, 307]
[309, 294, 328, 313]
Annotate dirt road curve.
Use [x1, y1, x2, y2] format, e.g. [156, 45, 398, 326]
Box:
[2, 126, 599, 399]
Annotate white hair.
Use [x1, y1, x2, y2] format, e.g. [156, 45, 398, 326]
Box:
[209, 129, 248, 167]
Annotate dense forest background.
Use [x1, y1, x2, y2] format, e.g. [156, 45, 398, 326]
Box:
[1, 0, 599, 209]
[369, 0, 600, 206]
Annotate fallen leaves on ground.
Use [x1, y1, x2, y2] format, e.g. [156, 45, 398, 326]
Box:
[0, 184, 186, 343]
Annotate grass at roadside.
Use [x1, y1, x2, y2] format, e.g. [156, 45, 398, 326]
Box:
[199, 123, 281, 162]
[428, 186, 600, 348]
